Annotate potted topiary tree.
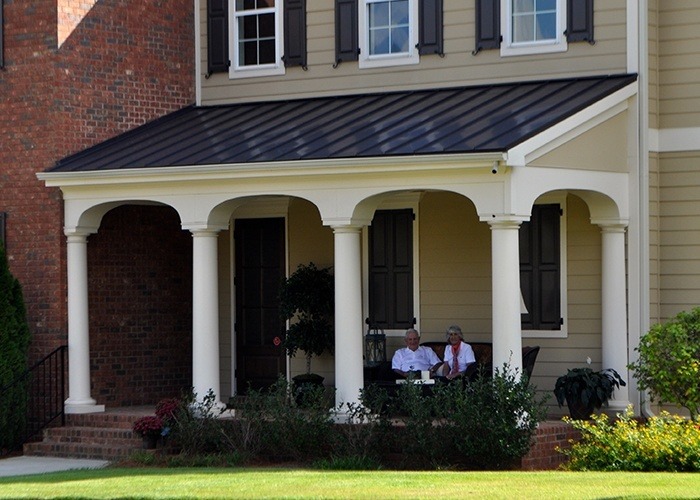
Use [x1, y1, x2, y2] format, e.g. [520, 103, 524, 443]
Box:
[554, 365, 626, 420]
[279, 263, 334, 388]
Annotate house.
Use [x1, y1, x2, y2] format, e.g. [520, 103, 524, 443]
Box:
[3, 1, 698, 418]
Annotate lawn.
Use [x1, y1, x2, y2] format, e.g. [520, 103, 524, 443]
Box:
[0, 468, 698, 499]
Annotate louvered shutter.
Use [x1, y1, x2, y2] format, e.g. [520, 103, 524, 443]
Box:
[418, 0, 443, 55]
[520, 205, 561, 331]
[284, 0, 307, 68]
[566, 0, 594, 43]
[1, 0, 4, 68]
[207, 0, 229, 75]
[474, 0, 500, 53]
[335, 0, 359, 63]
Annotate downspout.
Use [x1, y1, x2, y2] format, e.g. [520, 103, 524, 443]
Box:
[631, 0, 654, 418]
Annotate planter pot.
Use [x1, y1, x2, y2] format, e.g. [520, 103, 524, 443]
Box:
[142, 434, 159, 449]
[292, 373, 324, 406]
[566, 397, 597, 420]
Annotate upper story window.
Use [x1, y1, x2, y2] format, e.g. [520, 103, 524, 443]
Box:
[359, 0, 418, 68]
[207, 0, 308, 78]
[230, 0, 285, 78]
[335, 0, 442, 69]
[473, 0, 593, 56]
[502, 0, 566, 56]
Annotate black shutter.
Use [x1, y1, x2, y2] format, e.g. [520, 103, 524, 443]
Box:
[207, 0, 229, 76]
[474, 0, 500, 54]
[369, 210, 414, 330]
[520, 205, 561, 330]
[1, 0, 4, 69]
[284, 0, 307, 68]
[418, 0, 443, 56]
[0, 212, 6, 247]
[335, 0, 358, 65]
[566, 0, 594, 43]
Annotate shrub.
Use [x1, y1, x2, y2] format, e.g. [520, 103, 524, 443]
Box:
[560, 407, 700, 471]
[629, 307, 700, 418]
[0, 243, 31, 452]
[169, 389, 231, 455]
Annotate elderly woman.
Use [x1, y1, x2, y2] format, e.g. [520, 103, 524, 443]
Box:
[441, 324, 476, 380]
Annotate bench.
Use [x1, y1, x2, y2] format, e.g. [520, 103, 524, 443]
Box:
[364, 342, 540, 386]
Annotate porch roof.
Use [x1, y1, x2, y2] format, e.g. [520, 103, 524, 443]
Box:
[48, 74, 637, 173]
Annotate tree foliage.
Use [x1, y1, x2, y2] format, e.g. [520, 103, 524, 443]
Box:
[278, 263, 334, 375]
[629, 307, 700, 419]
[0, 243, 31, 450]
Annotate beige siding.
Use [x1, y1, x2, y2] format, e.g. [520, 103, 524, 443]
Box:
[658, 1, 700, 128]
[533, 112, 629, 172]
[649, 152, 661, 325]
[648, 0, 659, 130]
[658, 152, 700, 320]
[286, 198, 336, 383]
[199, 0, 628, 104]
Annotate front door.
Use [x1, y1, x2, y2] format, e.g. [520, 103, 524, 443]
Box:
[234, 218, 286, 394]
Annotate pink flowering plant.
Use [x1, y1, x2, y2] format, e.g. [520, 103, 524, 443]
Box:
[132, 415, 163, 438]
[155, 397, 182, 438]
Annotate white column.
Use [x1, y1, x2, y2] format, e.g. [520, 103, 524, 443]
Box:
[65, 230, 104, 413]
[488, 220, 523, 377]
[191, 229, 222, 405]
[599, 222, 631, 411]
[333, 226, 365, 411]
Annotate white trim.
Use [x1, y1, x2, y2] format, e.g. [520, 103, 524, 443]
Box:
[500, 0, 567, 57]
[649, 127, 700, 153]
[362, 193, 422, 338]
[521, 193, 568, 339]
[505, 82, 637, 166]
[228, 0, 285, 79]
[627, 0, 639, 73]
[358, 0, 419, 69]
[37, 153, 504, 187]
[195, 0, 202, 105]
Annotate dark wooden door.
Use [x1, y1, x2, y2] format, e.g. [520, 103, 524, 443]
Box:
[234, 218, 286, 394]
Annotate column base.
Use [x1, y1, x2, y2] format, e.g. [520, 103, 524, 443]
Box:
[602, 400, 632, 415]
[65, 399, 106, 414]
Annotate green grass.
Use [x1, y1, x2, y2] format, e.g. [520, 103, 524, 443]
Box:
[1, 468, 700, 499]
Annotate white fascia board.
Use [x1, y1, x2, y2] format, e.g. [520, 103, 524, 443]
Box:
[37, 153, 504, 188]
[505, 82, 638, 167]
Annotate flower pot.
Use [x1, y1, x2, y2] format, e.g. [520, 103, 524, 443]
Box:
[142, 434, 159, 449]
[566, 396, 596, 420]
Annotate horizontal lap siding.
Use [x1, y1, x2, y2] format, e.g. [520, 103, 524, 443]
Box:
[658, 2, 700, 128]
[658, 152, 700, 320]
[199, 0, 628, 104]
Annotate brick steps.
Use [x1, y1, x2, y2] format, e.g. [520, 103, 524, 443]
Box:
[23, 408, 154, 461]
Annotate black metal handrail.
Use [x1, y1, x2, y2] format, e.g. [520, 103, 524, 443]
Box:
[0, 345, 67, 455]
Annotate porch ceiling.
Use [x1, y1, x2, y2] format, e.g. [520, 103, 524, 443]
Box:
[48, 74, 637, 173]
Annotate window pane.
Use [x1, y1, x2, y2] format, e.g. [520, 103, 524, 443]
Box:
[258, 13, 275, 38]
[238, 0, 256, 10]
[241, 16, 258, 39]
[538, 0, 556, 11]
[392, 0, 409, 25]
[391, 27, 409, 52]
[240, 40, 258, 65]
[259, 39, 275, 64]
[258, 0, 275, 7]
[513, 14, 534, 43]
[369, 2, 390, 27]
[370, 28, 390, 54]
[513, 0, 534, 14]
[535, 12, 556, 40]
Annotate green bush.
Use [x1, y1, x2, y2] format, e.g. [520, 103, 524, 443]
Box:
[0, 243, 31, 451]
[560, 407, 700, 471]
[629, 307, 700, 418]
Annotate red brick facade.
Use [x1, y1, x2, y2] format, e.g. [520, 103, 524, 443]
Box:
[0, 0, 194, 402]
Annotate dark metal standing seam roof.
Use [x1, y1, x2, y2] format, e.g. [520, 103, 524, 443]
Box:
[48, 74, 637, 173]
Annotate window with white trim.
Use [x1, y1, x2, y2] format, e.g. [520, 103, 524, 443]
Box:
[359, 0, 419, 68]
[230, 0, 285, 78]
[501, 0, 567, 56]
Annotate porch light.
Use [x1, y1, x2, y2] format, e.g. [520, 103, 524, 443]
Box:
[364, 325, 386, 367]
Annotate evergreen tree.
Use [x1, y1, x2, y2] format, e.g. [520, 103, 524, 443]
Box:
[0, 243, 31, 451]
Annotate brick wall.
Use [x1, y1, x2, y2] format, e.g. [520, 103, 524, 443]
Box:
[87, 205, 193, 406]
[0, 1, 194, 369]
[520, 421, 581, 470]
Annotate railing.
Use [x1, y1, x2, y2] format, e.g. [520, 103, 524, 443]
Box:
[0, 345, 67, 456]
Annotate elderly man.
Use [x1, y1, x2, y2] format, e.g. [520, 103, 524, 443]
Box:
[391, 328, 443, 378]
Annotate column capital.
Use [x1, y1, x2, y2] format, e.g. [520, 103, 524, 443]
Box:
[482, 215, 529, 229]
[64, 226, 98, 238]
[591, 218, 629, 232]
[185, 224, 227, 236]
[330, 224, 364, 234]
